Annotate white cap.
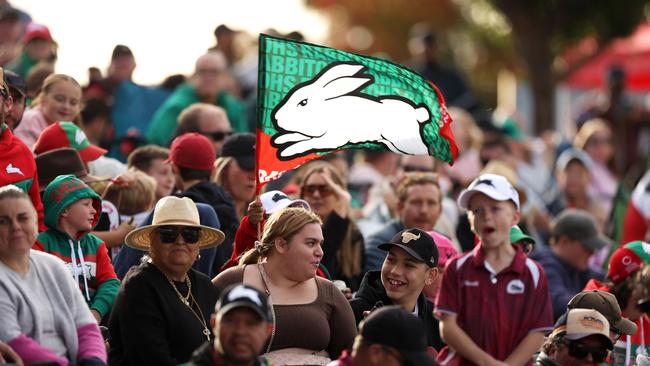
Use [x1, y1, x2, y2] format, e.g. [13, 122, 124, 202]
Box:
[556, 148, 594, 172]
[565, 308, 613, 349]
[260, 190, 310, 214]
[457, 173, 520, 210]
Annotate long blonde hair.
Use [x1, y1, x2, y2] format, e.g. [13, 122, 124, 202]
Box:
[239, 207, 322, 265]
[299, 161, 363, 279]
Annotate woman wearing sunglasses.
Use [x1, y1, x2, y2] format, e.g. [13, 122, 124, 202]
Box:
[299, 161, 365, 291]
[537, 308, 613, 366]
[108, 196, 225, 365]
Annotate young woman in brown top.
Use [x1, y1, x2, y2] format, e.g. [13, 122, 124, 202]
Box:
[212, 207, 357, 365]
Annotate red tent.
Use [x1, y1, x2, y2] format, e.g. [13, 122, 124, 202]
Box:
[563, 22, 650, 91]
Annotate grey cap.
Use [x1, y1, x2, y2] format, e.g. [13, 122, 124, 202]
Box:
[552, 209, 612, 251]
[556, 148, 594, 172]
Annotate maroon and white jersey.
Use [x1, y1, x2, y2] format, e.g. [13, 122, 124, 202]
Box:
[435, 245, 553, 365]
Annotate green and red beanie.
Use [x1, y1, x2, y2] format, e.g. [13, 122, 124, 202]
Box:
[33, 122, 107, 162]
[42, 174, 102, 232]
[607, 241, 650, 283]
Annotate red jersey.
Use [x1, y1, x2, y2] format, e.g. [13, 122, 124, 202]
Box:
[435, 245, 553, 365]
[0, 125, 45, 231]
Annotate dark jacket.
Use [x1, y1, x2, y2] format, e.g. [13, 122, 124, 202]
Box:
[322, 211, 365, 291]
[178, 342, 270, 366]
[108, 262, 220, 366]
[364, 219, 404, 272]
[182, 181, 238, 274]
[529, 246, 604, 321]
[349, 271, 443, 350]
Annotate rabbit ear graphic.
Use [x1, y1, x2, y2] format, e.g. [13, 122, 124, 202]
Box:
[321, 75, 373, 100]
[315, 63, 366, 86]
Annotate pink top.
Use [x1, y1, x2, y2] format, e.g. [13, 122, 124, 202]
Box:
[427, 231, 458, 268]
[14, 108, 50, 149]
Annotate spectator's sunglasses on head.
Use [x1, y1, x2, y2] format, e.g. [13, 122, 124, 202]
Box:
[157, 225, 200, 244]
[201, 130, 233, 142]
[562, 339, 609, 363]
[638, 298, 650, 316]
[302, 184, 333, 198]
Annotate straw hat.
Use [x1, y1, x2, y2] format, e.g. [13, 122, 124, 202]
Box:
[125, 196, 225, 250]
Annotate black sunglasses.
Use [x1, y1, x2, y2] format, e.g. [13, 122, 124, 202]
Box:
[565, 340, 609, 363]
[201, 130, 233, 142]
[157, 225, 200, 244]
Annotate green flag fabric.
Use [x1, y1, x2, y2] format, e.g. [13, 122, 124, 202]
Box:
[255, 34, 458, 191]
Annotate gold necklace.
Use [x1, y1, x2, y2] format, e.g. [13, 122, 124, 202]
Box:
[165, 273, 191, 306]
[165, 273, 210, 341]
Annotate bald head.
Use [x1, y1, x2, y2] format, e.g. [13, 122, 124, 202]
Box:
[193, 52, 228, 100]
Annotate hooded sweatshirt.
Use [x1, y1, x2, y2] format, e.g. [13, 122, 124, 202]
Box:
[584, 279, 650, 366]
[349, 270, 442, 350]
[34, 175, 120, 318]
[0, 124, 45, 230]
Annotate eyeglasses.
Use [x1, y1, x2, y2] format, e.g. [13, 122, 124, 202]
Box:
[564, 340, 609, 363]
[157, 225, 200, 244]
[514, 241, 534, 255]
[302, 184, 333, 198]
[201, 130, 233, 142]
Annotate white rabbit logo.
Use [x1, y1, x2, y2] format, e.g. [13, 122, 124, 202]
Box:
[271, 62, 432, 159]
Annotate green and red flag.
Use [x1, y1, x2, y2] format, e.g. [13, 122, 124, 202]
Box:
[256, 33, 458, 192]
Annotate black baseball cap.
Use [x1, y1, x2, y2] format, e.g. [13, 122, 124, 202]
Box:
[215, 284, 272, 322]
[360, 306, 437, 366]
[220, 132, 255, 171]
[4, 69, 26, 98]
[552, 209, 612, 251]
[378, 228, 439, 267]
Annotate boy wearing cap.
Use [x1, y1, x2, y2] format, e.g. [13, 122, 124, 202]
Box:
[181, 284, 273, 366]
[436, 173, 553, 366]
[537, 308, 613, 366]
[33, 175, 120, 323]
[328, 305, 438, 366]
[530, 209, 609, 320]
[581, 241, 650, 366]
[0, 67, 44, 230]
[510, 225, 535, 255]
[351, 228, 442, 350]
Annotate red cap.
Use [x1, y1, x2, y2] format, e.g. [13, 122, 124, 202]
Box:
[169, 133, 215, 171]
[24, 22, 53, 44]
[607, 247, 643, 283]
[33, 122, 107, 162]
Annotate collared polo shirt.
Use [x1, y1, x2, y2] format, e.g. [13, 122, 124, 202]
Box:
[435, 245, 553, 364]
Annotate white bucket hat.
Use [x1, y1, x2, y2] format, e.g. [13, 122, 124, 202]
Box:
[125, 196, 225, 250]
